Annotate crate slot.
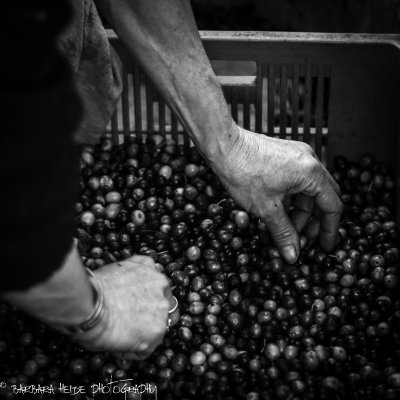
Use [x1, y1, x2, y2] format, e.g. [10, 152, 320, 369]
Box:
[291, 64, 300, 141]
[145, 78, 154, 134]
[279, 64, 288, 139]
[315, 65, 325, 159]
[267, 64, 275, 136]
[243, 87, 251, 129]
[133, 64, 142, 140]
[111, 105, 119, 143]
[164, 106, 172, 133]
[236, 103, 243, 127]
[255, 62, 263, 133]
[246, 103, 254, 132]
[152, 100, 159, 133]
[303, 64, 312, 144]
[231, 87, 239, 123]
[159, 100, 166, 137]
[121, 67, 130, 136]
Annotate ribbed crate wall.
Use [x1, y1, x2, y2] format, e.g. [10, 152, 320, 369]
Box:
[109, 62, 330, 159]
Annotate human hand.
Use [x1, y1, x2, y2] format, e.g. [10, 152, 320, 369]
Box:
[74, 255, 179, 360]
[212, 126, 343, 264]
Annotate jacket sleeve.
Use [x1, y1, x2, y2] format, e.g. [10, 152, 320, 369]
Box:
[0, 0, 83, 291]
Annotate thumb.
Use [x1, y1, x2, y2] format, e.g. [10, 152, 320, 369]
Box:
[265, 200, 300, 264]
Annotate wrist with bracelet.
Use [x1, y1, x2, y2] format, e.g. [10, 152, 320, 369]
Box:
[55, 268, 106, 336]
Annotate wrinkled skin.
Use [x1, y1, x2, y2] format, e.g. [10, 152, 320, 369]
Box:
[76, 255, 179, 360]
[214, 127, 343, 264]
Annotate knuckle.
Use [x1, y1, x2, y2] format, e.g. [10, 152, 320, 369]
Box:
[132, 254, 154, 266]
[264, 215, 296, 245]
[265, 221, 294, 243]
[137, 342, 150, 352]
[264, 199, 281, 216]
[302, 155, 320, 175]
[157, 274, 170, 289]
[271, 224, 295, 242]
[297, 141, 313, 154]
[263, 211, 277, 227]
[127, 255, 144, 265]
[328, 194, 344, 215]
[142, 256, 156, 267]
[263, 201, 285, 222]
[161, 274, 170, 287]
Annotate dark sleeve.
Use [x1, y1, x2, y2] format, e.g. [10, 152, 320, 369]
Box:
[0, 0, 83, 291]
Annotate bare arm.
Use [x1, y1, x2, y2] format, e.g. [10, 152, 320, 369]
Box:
[95, 0, 237, 164]
[95, 0, 343, 263]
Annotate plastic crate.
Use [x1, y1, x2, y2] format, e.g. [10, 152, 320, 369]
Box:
[107, 30, 400, 215]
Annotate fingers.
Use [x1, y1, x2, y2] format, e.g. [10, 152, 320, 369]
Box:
[133, 333, 165, 359]
[282, 195, 292, 213]
[291, 194, 314, 233]
[125, 254, 156, 267]
[113, 344, 159, 361]
[296, 149, 342, 252]
[306, 216, 320, 241]
[113, 296, 178, 361]
[127, 255, 178, 327]
[264, 200, 300, 264]
[313, 179, 343, 252]
[126, 258, 179, 348]
[112, 323, 166, 360]
[321, 164, 341, 196]
[301, 141, 341, 197]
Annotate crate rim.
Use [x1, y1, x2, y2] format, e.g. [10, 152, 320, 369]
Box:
[107, 29, 400, 48]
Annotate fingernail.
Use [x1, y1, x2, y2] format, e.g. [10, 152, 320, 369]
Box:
[283, 245, 297, 264]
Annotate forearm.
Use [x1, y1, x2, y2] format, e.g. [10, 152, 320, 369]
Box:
[3, 246, 95, 326]
[95, 0, 238, 163]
